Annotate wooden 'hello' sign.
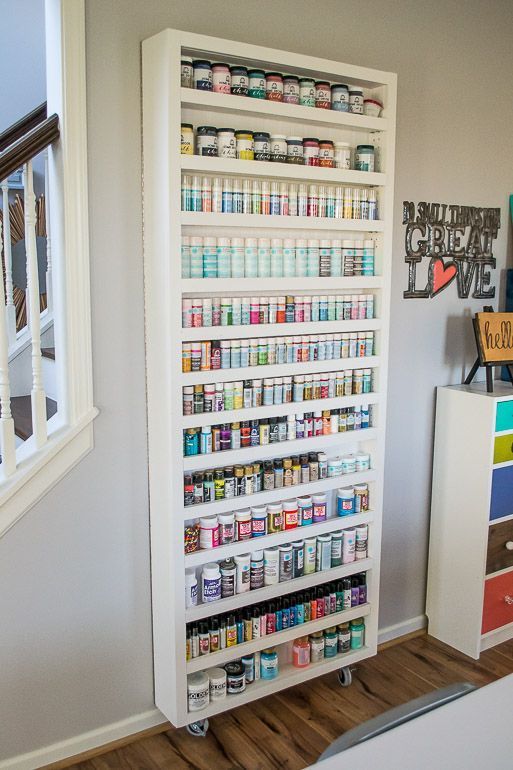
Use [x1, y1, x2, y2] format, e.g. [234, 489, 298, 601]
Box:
[465, 309, 513, 392]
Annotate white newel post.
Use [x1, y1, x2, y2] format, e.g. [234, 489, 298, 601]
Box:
[44, 149, 53, 313]
[23, 161, 48, 448]
[0, 214, 16, 476]
[1, 181, 17, 345]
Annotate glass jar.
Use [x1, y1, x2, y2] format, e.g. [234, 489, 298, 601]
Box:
[230, 65, 249, 95]
[309, 631, 325, 662]
[193, 59, 212, 91]
[260, 647, 279, 679]
[324, 626, 338, 657]
[299, 77, 315, 107]
[355, 145, 375, 172]
[331, 83, 349, 111]
[196, 125, 217, 157]
[270, 134, 287, 162]
[286, 136, 304, 164]
[315, 80, 331, 109]
[319, 140, 334, 168]
[266, 72, 283, 101]
[212, 62, 231, 93]
[283, 75, 300, 104]
[350, 618, 365, 649]
[293, 636, 311, 667]
[303, 138, 320, 166]
[334, 141, 351, 169]
[248, 69, 266, 98]
[235, 130, 254, 160]
[349, 86, 364, 114]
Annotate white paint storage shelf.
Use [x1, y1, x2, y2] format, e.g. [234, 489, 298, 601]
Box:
[142, 28, 396, 727]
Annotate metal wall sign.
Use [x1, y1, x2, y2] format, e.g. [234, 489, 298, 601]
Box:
[402, 201, 501, 299]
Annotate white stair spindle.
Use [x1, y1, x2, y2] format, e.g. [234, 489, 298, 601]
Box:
[0, 214, 16, 476]
[23, 161, 48, 448]
[1, 180, 17, 345]
[44, 149, 52, 313]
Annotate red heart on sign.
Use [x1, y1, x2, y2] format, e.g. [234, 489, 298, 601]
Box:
[431, 257, 457, 297]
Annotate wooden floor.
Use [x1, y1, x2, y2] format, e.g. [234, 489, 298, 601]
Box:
[60, 633, 513, 770]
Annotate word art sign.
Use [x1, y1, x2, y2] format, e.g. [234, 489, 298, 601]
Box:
[474, 312, 513, 365]
[403, 201, 500, 299]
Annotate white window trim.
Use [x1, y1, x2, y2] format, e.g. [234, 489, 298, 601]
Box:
[0, 0, 97, 536]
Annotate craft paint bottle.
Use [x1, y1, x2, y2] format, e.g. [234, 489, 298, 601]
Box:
[279, 543, 293, 581]
[288, 184, 298, 216]
[358, 573, 368, 604]
[304, 536, 317, 575]
[231, 65, 248, 95]
[299, 77, 315, 107]
[368, 189, 378, 220]
[188, 671, 209, 712]
[252, 179, 261, 214]
[212, 177, 222, 212]
[355, 524, 369, 559]
[226, 615, 237, 647]
[250, 550, 264, 590]
[235, 553, 251, 593]
[193, 60, 213, 91]
[343, 529, 356, 564]
[316, 533, 332, 571]
[252, 607, 261, 639]
[181, 57, 193, 88]
[248, 69, 266, 98]
[202, 563, 221, 603]
[298, 184, 308, 216]
[292, 541, 304, 579]
[181, 175, 192, 211]
[260, 648, 278, 680]
[185, 569, 198, 608]
[235, 130, 254, 160]
[264, 547, 280, 585]
[245, 238, 258, 278]
[331, 531, 343, 567]
[222, 177, 233, 213]
[324, 626, 338, 658]
[232, 178, 243, 213]
[242, 178, 252, 214]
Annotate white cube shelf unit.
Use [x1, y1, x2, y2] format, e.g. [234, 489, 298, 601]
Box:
[142, 28, 396, 727]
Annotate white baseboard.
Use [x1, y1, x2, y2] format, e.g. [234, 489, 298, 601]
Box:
[378, 614, 427, 645]
[1, 615, 427, 770]
[0, 709, 165, 770]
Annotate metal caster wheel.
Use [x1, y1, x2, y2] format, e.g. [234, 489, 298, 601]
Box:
[338, 666, 354, 687]
[186, 718, 209, 737]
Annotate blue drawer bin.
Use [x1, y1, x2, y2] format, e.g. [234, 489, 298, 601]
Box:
[490, 465, 513, 521]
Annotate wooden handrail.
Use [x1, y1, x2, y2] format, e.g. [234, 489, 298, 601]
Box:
[0, 115, 59, 183]
[0, 103, 47, 153]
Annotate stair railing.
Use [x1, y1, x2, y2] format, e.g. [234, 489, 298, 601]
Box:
[0, 104, 59, 473]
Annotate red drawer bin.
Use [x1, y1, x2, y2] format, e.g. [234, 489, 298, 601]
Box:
[482, 570, 513, 634]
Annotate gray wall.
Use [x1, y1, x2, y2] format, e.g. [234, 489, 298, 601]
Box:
[1, 0, 513, 761]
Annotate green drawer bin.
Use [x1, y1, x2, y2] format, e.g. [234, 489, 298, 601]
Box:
[496, 400, 513, 432]
[494, 433, 513, 464]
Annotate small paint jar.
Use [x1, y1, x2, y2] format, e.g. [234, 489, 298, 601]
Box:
[286, 136, 304, 164]
[331, 83, 349, 111]
[199, 515, 219, 549]
[260, 648, 279, 679]
[293, 636, 311, 667]
[342, 454, 356, 474]
[267, 503, 283, 533]
[181, 123, 194, 155]
[181, 57, 193, 88]
[312, 493, 327, 522]
[324, 627, 338, 657]
[212, 62, 231, 93]
[196, 126, 217, 157]
[185, 568, 198, 607]
[283, 499, 299, 530]
[254, 131, 271, 161]
[334, 141, 351, 169]
[193, 60, 212, 91]
[349, 86, 364, 114]
[283, 75, 300, 104]
[355, 452, 370, 472]
[184, 521, 199, 553]
[217, 128, 236, 159]
[364, 98, 383, 117]
[354, 483, 369, 512]
[338, 622, 351, 653]
[218, 511, 235, 544]
[316, 534, 332, 571]
[225, 661, 246, 693]
[315, 80, 331, 109]
[208, 667, 227, 701]
[303, 138, 320, 166]
[235, 130, 254, 160]
[248, 69, 266, 99]
[230, 65, 249, 95]
[266, 72, 283, 101]
[270, 134, 287, 163]
[235, 508, 252, 540]
[279, 543, 293, 581]
[319, 140, 334, 168]
[299, 77, 315, 107]
[337, 486, 355, 516]
[241, 655, 255, 683]
[355, 145, 375, 172]
[297, 495, 313, 525]
[202, 562, 221, 603]
[309, 632, 325, 662]
[355, 524, 368, 559]
[264, 546, 280, 585]
[350, 618, 365, 649]
[251, 505, 268, 536]
[188, 672, 209, 712]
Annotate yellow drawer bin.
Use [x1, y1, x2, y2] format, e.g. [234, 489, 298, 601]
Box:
[494, 433, 513, 465]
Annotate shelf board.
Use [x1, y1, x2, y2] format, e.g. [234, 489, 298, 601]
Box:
[185, 644, 373, 722]
[184, 511, 373, 567]
[183, 428, 378, 472]
[182, 469, 377, 519]
[186, 558, 373, 622]
[181, 393, 380, 429]
[181, 155, 386, 186]
[181, 87, 388, 133]
[180, 212, 385, 232]
[182, 355, 380, 386]
[181, 319, 381, 341]
[186, 603, 371, 673]
[182, 276, 384, 294]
